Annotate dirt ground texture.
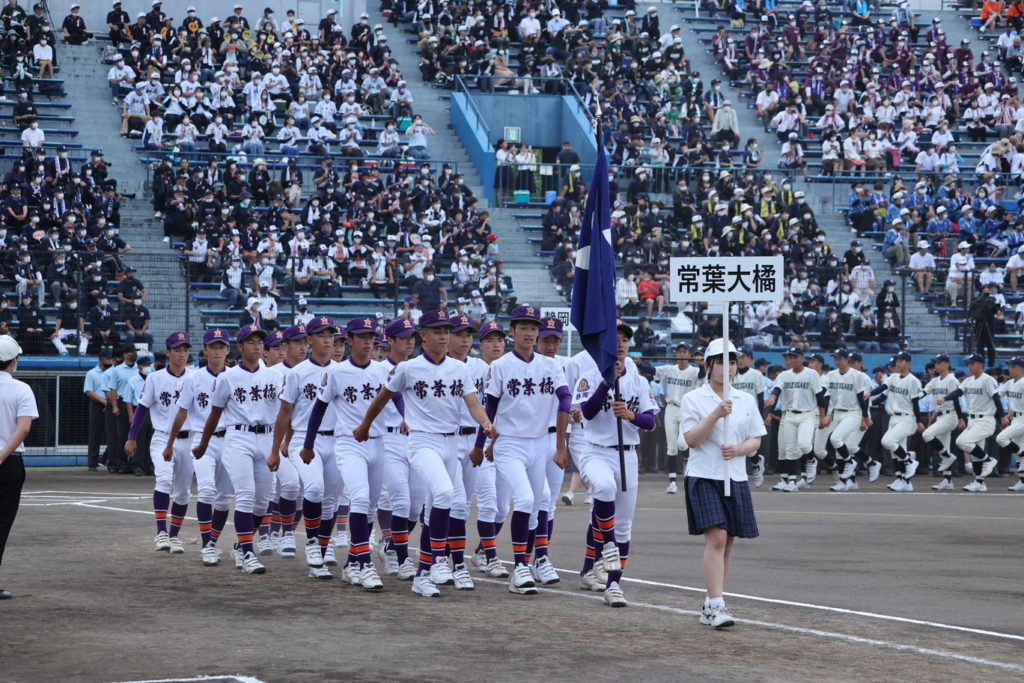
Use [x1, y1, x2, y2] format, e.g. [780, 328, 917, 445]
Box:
[1, 469, 1022, 683]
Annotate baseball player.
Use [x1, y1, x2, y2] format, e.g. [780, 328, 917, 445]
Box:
[820, 349, 872, 491]
[164, 328, 233, 565]
[996, 358, 1024, 492]
[268, 316, 342, 579]
[193, 325, 283, 575]
[302, 317, 390, 590]
[938, 354, 1002, 492]
[765, 347, 827, 492]
[731, 347, 766, 487]
[655, 342, 700, 494]
[264, 327, 303, 557]
[124, 332, 193, 553]
[331, 329, 350, 550]
[355, 309, 494, 598]
[568, 319, 657, 608]
[922, 354, 962, 491]
[470, 305, 569, 596]
[871, 351, 925, 492]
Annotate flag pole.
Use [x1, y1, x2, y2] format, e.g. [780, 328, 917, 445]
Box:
[722, 303, 732, 498]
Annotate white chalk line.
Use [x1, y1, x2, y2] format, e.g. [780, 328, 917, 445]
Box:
[107, 675, 266, 683]
[751, 490, 1024, 497]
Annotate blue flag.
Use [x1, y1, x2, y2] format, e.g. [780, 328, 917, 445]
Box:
[570, 141, 617, 386]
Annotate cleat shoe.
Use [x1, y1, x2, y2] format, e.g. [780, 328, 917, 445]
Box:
[397, 558, 417, 580]
[241, 552, 265, 575]
[452, 564, 475, 590]
[430, 562, 454, 586]
[902, 480, 914, 491]
[561, 491, 574, 506]
[383, 549, 400, 576]
[963, 480, 988, 492]
[256, 535, 273, 556]
[342, 562, 362, 586]
[796, 477, 811, 490]
[580, 569, 605, 592]
[278, 532, 296, 558]
[593, 557, 609, 585]
[359, 565, 385, 591]
[269, 531, 280, 553]
[601, 542, 622, 572]
[868, 459, 882, 482]
[411, 574, 440, 597]
[886, 478, 904, 491]
[323, 544, 338, 567]
[932, 479, 954, 491]
[840, 459, 856, 481]
[333, 529, 349, 549]
[829, 480, 849, 492]
[603, 581, 627, 607]
[472, 549, 488, 571]
[508, 564, 538, 595]
[304, 539, 324, 568]
[937, 452, 958, 472]
[308, 565, 333, 580]
[666, 480, 678, 494]
[531, 556, 560, 585]
[700, 605, 735, 628]
[752, 455, 765, 487]
[770, 478, 790, 491]
[154, 531, 171, 551]
[803, 458, 818, 484]
[1007, 481, 1024, 491]
[484, 558, 509, 578]
[845, 480, 859, 491]
[979, 457, 997, 479]
[782, 480, 800, 493]
[232, 544, 244, 569]
[168, 536, 185, 554]
[201, 545, 221, 566]
[904, 458, 920, 480]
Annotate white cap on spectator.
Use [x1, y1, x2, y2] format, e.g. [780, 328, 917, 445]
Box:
[552, 8, 560, 14]
[917, 241, 929, 249]
[958, 241, 970, 250]
[789, 217, 800, 226]
[987, 205, 998, 213]
[692, 215, 703, 222]
[648, 6, 657, 13]
[1018, 245, 1024, 253]
[900, 208, 911, 215]
[892, 218, 903, 225]
[732, 216, 742, 224]
[892, 191, 904, 199]
[671, 24, 680, 31]
[936, 206, 947, 213]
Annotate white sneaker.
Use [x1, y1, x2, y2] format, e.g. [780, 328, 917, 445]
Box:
[508, 563, 538, 595]
[342, 562, 362, 585]
[397, 558, 417, 580]
[584, 494, 593, 505]
[770, 478, 790, 491]
[603, 581, 627, 607]
[452, 564, 475, 590]
[278, 532, 296, 558]
[937, 452, 958, 472]
[155, 211, 163, 219]
[752, 455, 765, 487]
[601, 542, 622, 572]
[1008, 481, 1024, 491]
[829, 480, 849, 492]
[845, 480, 859, 491]
[232, 545, 244, 569]
[382, 549, 399, 576]
[241, 551, 265, 574]
[531, 556, 560, 585]
[886, 478, 904, 491]
[333, 529, 349, 549]
[700, 604, 735, 628]
[201, 545, 221, 566]
[932, 479, 954, 491]
[411, 574, 440, 597]
[868, 459, 882, 482]
[360, 564, 385, 591]
[904, 458, 920, 480]
[304, 539, 324, 567]
[666, 479, 678, 494]
[472, 549, 488, 571]
[840, 459, 856, 481]
[803, 458, 818, 484]
[579, 569, 605, 592]
[269, 531, 280, 553]
[484, 557, 509, 578]
[168, 536, 184, 554]
[323, 544, 338, 566]
[903, 480, 914, 491]
[154, 531, 171, 551]
[561, 491, 575, 506]
[430, 561, 454, 586]
[593, 557, 609, 585]
[796, 477, 812, 490]
[979, 457, 997, 479]
[782, 480, 800, 492]
[963, 480, 988, 492]
[256, 535, 273, 556]
[308, 565, 333, 580]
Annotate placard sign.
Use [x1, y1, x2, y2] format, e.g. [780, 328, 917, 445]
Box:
[669, 256, 784, 303]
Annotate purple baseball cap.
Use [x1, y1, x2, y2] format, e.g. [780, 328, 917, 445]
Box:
[418, 309, 455, 329]
[477, 320, 506, 341]
[509, 304, 541, 323]
[346, 316, 376, 335]
[203, 328, 230, 345]
[538, 317, 563, 339]
[305, 315, 338, 335]
[262, 329, 284, 347]
[452, 314, 478, 333]
[385, 318, 417, 339]
[375, 336, 390, 348]
[237, 324, 269, 343]
[165, 331, 191, 348]
[282, 324, 307, 341]
[333, 331, 347, 341]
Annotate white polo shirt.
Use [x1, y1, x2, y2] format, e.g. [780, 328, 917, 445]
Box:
[679, 383, 765, 482]
[485, 350, 566, 440]
[0, 371, 38, 453]
[137, 366, 191, 432]
[386, 354, 476, 434]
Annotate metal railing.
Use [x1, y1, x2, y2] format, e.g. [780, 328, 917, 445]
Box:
[454, 76, 491, 137]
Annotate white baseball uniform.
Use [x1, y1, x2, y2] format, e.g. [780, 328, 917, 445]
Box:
[773, 367, 823, 461]
[922, 372, 960, 455]
[269, 362, 302, 503]
[996, 377, 1024, 453]
[655, 363, 699, 456]
[138, 366, 193, 506]
[178, 366, 232, 510]
[380, 357, 425, 524]
[878, 371, 923, 456]
[954, 373, 1000, 455]
[819, 367, 872, 458]
[452, 355, 489, 521]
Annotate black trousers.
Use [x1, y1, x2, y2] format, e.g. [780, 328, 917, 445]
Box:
[0, 454, 25, 570]
[88, 401, 107, 468]
[105, 403, 123, 471]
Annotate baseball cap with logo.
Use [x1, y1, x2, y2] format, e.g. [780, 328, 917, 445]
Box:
[783, 346, 805, 357]
[419, 309, 454, 329]
[385, 318, 417, 339]
[237, 324, 269, 344]
[616, 319, 634, 339]
[262, 330, 284, 347]
[305, 316, 338, 335]
[892, 351, 912, 362]
[1008, 357, 1024, 367]
[809, 353, 825, 364]
[282, 324, 307, 341]
[0, 336, 22, 362]
[452, 315, 478, 334]
[509, 305, 541, 323]
[346, 317, 376, 335]
[477, 320, 506, 341]
[539, 317, 563, 339]
[933, 353, 950, 363]
[832, 348, 851, 359]
[965, 353, 985, 365]
[203, 328, 229, 345]
[165, 331, 190, 349]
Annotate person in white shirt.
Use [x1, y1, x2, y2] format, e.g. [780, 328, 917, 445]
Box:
[174, 115, 198, 152]
[107, 56, 135, 103]
[908, 240, 936, 294]
[678, 339, 764, 629]
[946, 241, 975, 304]
[20, 121, 44, 150]
[518, 8, 541, 39]
[306, 117, 336, 156]
[241, 119, 265, 157]
[915, 144, 940, 172]
[205, 115, 229, 153]
[120, 82, 151, 136]
[1005, 244, 1024, 291]
[849, 260, 876, 298]
[32, 37, 54, 78]
[937, 354, 1003, 492]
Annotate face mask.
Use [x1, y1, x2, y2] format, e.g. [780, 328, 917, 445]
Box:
[99, 299, 107, 307]
[69, 302, 77, 310]
[133, 299, 142, 306]
[140, 367, 152, 377]
[425, 275, 435, 283]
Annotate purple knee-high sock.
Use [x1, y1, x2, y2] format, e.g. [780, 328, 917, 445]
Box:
[278, 498, 297, 535]
[269, 500, 281, 535]
[428, 506, 451, 564]
[448, 517, 467, 566]
[391, 515, 410, 563]
[211, 508, 229, 545]
[303, 499, 322, 542]
[377, 508, 393, 551]
[250, 513, 263, 541]
[235, 510, 255, 555]
[196, 501, 213, 546]
[534, 510, 550, 560]
[168, 502, 188, 538]
[592, 499, 616, 548]
[349, 511, 372, 567]
[547, 516, 554, 541]
[495, 521, 504, 538]
[581, 525, 598, 575]
[417, 523, 432, 575]
[318, 514, 336, 558]
[526, 526, 537, 563]
[477, 520, 497, 561]
[259, 501, 272, 538]
[153, 490, 170, 534]
[335, 504, 350, 533]
[510, 510, 530, 566]
[606, 540, 630, 586]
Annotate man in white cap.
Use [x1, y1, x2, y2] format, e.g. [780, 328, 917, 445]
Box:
[908, 241, 936, 294]
[1005, 244, 1024, 292]
[946, 241, 975, 305]
[0, 336, 38, 600]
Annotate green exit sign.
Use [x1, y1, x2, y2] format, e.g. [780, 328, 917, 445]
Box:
[504, 127, 521, 143]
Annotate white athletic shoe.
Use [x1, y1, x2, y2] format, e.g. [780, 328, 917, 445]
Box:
[484, 557, 510, 578]
[269, 531, 280, 553]
[472, 549, 488, 571]
[752, 455, 765, 488]
[430, 561, 454, 586]
[979, 457, 997, 479]
[531, 556, 560, 585]
[593, 557, 609, 585]
[887, 478, 906, 491]
[700, 605, 735, 628]
[603, 581, 627, 607]
[241, 552, 265, 575]
[601, 542, 622, 572]
[829, 480, 850, 492]
[277, 532, 296, 558]
[904, 458, 920, 480]
[256, 535, 273, 556]
[845, 480, 859, 491]
[201, 545, 221, 566]
[770, 478, 790, 491]
[304, 539, 324, 568]
[868, 459, 882, 482]
[580, 569, 605, 592]
[666, 479, 678, 494]
[584, 494, 593, 505]
[1008, 481, 1024, 492]
[333, 529, 349, 549]
[932, 479, 954, 491]
[963, 480, 988, 492]
[796, 477, 812, 490]
[360, 564, 385, 591]
[342, 562, 362, 586]
[168, 536, 185, 554]
[382, 549, 399, 576]
[308, 565, 333, 580]
[323, 544, 338, 567]
[397, 558, 417, 580]
[561, 491, 575, 506]
[803, 458, 818, 484]
[782, 480, 800, 493]
[411, 574, 440, 597]
[508, 563, 538, 595]
[232, 545, 244, 569]
[937, 452, 958, 472]
[154, 531, 171, 552]
[840, 459, 856, 481]
[452, 564, 475, 590]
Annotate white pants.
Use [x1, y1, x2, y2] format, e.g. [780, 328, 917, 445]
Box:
[335, 435, 385, 516]
[779, 411, 816, 461]
[149, 429, 194, 506]
[453, 431, 477, 520]
[382, 429, 426, 520]
[52, 328, 88, 355]
[923, 411, 958, 454]
[494, 434, 548, 528]
[192, 431, 232, 509]
[829, 410, 868, 457]
[408, 431, 465, 515]
[222, 428, 274, 514]
[474, 457, 511, 523]
[275, 438, 302, 501]
[813, 417, 837, 459]
[541, 431, 563, 516]
[881, 414, 916, 455]
[289, 432, 344, 515]
[569, 431, 591, 470]
[996, 415, 1024, 450]
[956, 415, 995, 455]
[579, 443, 639, 543]
[665, 403, 682, 456]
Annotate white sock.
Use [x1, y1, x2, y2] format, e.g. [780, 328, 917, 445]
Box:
[705, 595, 726, 609]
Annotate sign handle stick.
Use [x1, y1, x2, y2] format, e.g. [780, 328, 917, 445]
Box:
[614, 377, 627, 493]
[722, 303, 731, 498]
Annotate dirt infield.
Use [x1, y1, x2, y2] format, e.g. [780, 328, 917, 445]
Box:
[1, 469, 1022, 682]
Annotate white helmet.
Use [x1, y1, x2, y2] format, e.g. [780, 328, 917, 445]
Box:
[703, 338, 738, 362]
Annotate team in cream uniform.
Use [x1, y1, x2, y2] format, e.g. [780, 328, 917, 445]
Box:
[922, 354, 962, 491]
[996, 358, 1024, 492]
[765, 347, 826, 493]
[655, 343, 700, 494]
[731, 348, 766, 486]
[939, 354, 1002, 492]
[872, 351, 925, 492]
[819, 349, 873, 491]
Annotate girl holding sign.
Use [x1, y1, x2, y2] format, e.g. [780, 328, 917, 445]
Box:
[679, 338, 765, 628]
